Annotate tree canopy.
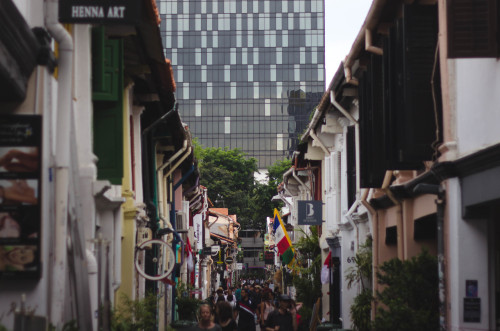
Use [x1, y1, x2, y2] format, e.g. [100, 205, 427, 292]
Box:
[195, 141, 292, 231]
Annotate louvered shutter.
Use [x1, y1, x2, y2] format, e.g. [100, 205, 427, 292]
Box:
[399, 4, 440, 164]
[448, 0, 498, 58]
[359, 54, 386, 188]
[92, 35, 124, 185]
[346, 126, 357, 208]
[383, 4, 441, 169]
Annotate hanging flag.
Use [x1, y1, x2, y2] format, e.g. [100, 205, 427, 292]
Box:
[273, 209, 295, 266]
[185, 238, 194, 272]
[321, 251, 332, 284]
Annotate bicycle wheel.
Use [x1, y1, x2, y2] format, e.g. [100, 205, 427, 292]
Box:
[135, 239, 176, 281]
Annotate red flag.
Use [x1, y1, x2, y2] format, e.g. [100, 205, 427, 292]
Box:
[321, 251, 332, 284]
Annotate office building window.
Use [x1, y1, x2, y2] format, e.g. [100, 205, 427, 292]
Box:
[159, 0, 325, 167]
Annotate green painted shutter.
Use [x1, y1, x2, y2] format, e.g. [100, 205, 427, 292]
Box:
[92, 32, 123, 185]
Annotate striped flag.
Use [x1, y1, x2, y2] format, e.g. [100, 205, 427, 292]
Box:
[273, 209, 294, 266]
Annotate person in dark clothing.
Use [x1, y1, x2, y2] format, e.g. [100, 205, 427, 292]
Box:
[264, 294, 297, 331]
[216, 301, 238, 331]
[234, 288, 257, 331]
[216, 287, 226, 303]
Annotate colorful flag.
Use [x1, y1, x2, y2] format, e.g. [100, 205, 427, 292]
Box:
[321, 251, 332, 284]
[273, 209, 294, 266]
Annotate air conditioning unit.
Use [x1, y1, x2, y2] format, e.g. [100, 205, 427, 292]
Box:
[176, 211, 187, 230]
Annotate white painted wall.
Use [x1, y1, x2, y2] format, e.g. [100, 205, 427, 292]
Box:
[446, 178, 491, 331]
[454, 59, 500, 157]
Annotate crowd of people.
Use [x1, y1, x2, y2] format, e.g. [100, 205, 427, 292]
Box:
[189, 283, 300, 331]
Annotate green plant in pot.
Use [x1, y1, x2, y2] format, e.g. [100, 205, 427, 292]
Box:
[175, 282, 201, 321]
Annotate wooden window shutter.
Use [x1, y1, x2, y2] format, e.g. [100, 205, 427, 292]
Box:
[398, 4, 440, 165]
[346, 126, 357, 208]
[448, 0, 498, 58]
[359, 54, 386, 188]
[92, 31, 122, 101]
[382, 4, 441, 170]
[93, 37, 124, 185]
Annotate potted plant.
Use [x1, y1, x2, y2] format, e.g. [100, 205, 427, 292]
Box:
[172, 282, 201, 329]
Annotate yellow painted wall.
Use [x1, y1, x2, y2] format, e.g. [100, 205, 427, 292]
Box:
[117, 87, 137, 304]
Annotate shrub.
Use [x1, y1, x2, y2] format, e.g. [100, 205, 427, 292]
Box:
[372, 250, 439, 331]
[111, 292, 157, 331]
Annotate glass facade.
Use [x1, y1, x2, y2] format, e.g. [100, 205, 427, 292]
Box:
[159, 0, 325, 167]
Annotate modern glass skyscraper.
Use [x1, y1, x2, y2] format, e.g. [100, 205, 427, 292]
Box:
[158, 0, 325, 167]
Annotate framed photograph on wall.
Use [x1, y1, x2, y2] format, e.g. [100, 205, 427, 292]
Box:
[0, 115, 42, 279]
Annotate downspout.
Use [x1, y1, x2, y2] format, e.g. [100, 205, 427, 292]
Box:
[160, 146, 191, 321]
[365, 29, 384, 55]
[360, 189, 378, 318]
[382, 178, 404, 260]
[344, 0, 386, 85]
[330, 91, 360, 197]
[45, 0, 73, 325]
[413, 183, 446, 331]
[164, 146, 192, 227]
[292, 152, 311, 198]
[309, 130, 330, 155]
[157, 140, 187, 220]
[282, 167, 295, 198]
[343, 189, 369, 252]
[141, 103, 178, 217]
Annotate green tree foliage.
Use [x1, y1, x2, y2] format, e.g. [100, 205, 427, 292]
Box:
[198, 146, 258, 228]
[196, 139, 292, 231]
[372, 250, 439, 331]
[250, 159, 292, 230]
[345, 238, 373, 331]
[291, 227, 322, 330]
[111, 292, 157, 330]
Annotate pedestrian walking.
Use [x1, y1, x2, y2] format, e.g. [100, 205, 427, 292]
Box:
[234, 288, 257, 331]
[216, 301, 238, 331]
[264, 294, 297, 331]
[258, 289, 274, 330]
[190, 304, 222, 331]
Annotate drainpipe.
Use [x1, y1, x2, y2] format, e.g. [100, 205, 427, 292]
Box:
[292, 152, 310, 198]
[330, 91, 360, 197]
[86, 249, 98, 331]
[309, 130, 330, 155]
[157, 140, 187, 219]
[45, 0, 73, 326]
[282, 167, 295, 198]
[163, 146, 192, 224]
[365, 29, 383, 55]
[344, 189, 369, 242]
[359, 189, 378, 318]
[413, 183, 446, 331]
[344, 0, 386, 85]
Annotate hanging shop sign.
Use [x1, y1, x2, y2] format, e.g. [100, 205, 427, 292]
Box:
[0, 115, 42, 279]
[264, 251, 274, 265]
[297, 200, 323, 225]
[59, 0, 140, 24]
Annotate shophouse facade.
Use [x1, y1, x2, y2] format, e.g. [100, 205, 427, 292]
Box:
[296, 0, 500, 330]
[0, 0, 204, 329]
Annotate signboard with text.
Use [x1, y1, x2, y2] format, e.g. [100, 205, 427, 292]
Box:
[59, 0, 141, 24]
[0, 115, 42, 279]
[298, 200, 323, 225]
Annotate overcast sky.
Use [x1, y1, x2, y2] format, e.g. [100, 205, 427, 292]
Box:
[324, 0, 373, 87]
